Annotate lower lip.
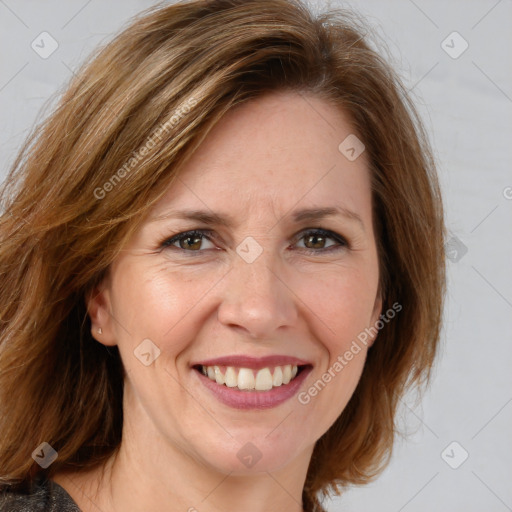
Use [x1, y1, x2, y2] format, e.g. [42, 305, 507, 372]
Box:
[194, 367, 312, 410]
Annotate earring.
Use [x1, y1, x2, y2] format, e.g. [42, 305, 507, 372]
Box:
[98, 327, 103, 335]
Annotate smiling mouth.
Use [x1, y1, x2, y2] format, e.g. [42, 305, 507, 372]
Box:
[193, 364, 310, 392]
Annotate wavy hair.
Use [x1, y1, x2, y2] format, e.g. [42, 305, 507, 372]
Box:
[0, 1, 445, 510]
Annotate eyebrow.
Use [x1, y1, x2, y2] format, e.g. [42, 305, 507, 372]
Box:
[291, 207, 364, 230]
[149, 206, 365, 231]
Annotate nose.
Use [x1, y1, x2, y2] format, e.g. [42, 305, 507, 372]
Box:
[216, 247, 298, 340]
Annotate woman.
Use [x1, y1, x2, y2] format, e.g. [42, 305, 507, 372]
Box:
[0, 0, 445, 511]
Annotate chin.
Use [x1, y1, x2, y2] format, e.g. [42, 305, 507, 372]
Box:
[193, 429, 308, 475]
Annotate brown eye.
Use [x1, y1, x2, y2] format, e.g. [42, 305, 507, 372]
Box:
[303, 233, 328, 249]
[296, 229, 347, 253]
[179, 235, 203, 250]
[161, 230, 216, 252]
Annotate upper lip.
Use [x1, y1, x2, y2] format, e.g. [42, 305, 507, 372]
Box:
[192, 355, 312, 370]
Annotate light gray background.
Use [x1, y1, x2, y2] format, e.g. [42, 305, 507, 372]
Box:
[1, 1, 511, 511]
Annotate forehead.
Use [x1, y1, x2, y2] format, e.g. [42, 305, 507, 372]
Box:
[151, 91, 372, 223]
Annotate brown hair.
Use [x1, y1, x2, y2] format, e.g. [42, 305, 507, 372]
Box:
[0, 1, 445, 510]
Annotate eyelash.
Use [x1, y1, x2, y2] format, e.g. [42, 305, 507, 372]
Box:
[160, 228, 349, 255]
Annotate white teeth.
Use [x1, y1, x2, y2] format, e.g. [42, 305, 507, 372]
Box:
[237, 368, 255, 390]
[254, 368, 273, 391]
[272, 366, 283, 387]
[199, 364, 300, 391]
[224, 367, 237, 387]
[282, 365, 292, 385]
[214, 366, 225, 385]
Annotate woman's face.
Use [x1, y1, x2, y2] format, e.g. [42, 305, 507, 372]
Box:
[90, 91, 382, 476]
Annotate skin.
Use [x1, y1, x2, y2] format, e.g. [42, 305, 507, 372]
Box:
[53, 91, 382, 512]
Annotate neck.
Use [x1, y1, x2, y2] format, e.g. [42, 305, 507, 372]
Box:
[86, 388, 311, 512]
[102, 435, 309, 512]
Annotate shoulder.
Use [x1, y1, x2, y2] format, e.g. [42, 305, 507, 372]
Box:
[0, 474, 81, 511]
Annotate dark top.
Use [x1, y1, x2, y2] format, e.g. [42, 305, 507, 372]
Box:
[0, 474, 81, 511]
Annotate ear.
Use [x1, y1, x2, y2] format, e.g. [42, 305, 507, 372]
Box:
[86, 277, 117, 347]
[367, 292, 383, 348]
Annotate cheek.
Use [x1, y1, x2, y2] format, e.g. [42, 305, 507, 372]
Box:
[298, 265, 378, 347]
[292, 268, 375, 420]
[110, 261, 215, 354]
